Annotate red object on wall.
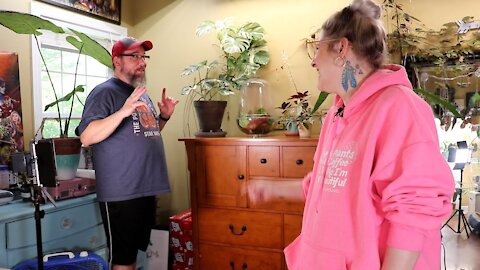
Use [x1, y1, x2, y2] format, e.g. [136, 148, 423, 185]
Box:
[169, 209, 193, 268]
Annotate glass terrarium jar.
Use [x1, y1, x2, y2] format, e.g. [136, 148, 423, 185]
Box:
[237, 78, 275, 136]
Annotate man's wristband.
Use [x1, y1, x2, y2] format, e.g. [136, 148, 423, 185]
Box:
[159, 114, 170, 122]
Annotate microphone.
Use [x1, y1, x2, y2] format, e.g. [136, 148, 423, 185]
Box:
[335, 105, 345, 117]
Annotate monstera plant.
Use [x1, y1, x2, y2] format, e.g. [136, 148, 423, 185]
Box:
[181, 18, 271, 137]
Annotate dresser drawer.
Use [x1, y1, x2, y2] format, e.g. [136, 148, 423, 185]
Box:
[282, 146, 315, 178]
[6, 202, 101, 249]
[249, 146, 280, 177]
[198, 208, 282, 249]
[284, 214, 302, 247]
[199, 243, 283, 270]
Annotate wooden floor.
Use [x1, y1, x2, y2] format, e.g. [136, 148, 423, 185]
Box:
[441, 213, 480, 270]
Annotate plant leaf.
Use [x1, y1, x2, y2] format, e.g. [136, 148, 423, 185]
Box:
[414, 88, 463, 119]
[66, 28, 112, 69]
[254, 50, 270, 65]
[44, 85, 85, 111]
[222, 36, 249, 54]
[195, 20, 216, 37]
[0, 10, 64, 35]
[312, 92, 329, 114]
[181, 86, 194, 96]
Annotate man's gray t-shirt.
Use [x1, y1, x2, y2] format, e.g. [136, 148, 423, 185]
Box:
[77, 77, 170, 202]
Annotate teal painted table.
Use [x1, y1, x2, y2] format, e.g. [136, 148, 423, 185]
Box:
[0, 193, 106, 268]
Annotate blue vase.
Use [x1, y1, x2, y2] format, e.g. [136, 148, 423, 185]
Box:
[284, 121, 299, 136]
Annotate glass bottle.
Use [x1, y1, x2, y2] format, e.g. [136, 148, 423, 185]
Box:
[237, 78, 274, 136]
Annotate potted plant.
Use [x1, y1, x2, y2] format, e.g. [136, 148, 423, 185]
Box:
[181, 17, 270, 137]
[277, 91, 325, 137]
[0, 11, 112, 179]
[181, 60, 234, 137]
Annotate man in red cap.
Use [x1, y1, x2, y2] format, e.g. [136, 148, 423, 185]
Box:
[77, 37, 178, 270]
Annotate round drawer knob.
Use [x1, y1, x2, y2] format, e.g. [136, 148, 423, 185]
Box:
[260, 158, 267, 164]
[296, 159, 304, 165]
[238, 175, 245, 180]
[62, 218, 73, 229]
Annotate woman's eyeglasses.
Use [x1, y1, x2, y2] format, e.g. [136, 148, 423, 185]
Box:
[305, 38, 340, 60]
[119, 54, 150, 61]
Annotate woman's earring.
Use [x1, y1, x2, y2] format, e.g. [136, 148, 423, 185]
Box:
[334, 56, 346, 67]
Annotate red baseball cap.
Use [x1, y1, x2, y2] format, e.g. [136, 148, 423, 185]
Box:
[111, 37, 153, 58]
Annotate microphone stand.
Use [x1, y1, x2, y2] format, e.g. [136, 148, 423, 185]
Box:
[31, 185, 45, 270]
[30, 141, 45, 270]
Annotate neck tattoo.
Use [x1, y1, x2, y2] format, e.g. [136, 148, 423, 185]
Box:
[341, 60, 358, 92]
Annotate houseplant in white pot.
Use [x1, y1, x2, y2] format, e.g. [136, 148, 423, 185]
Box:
[0, 11, 112, 180]
[181, 17, 270, 137]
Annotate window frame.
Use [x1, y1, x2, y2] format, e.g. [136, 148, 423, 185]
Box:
[31, 1, 127, 137]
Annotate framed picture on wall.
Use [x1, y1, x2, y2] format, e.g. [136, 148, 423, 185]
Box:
[36, 0, 121, 25]
[0, 52, 24, 165]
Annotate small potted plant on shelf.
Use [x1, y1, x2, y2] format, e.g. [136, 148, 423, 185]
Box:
[277, 91, 323, 137]
[181, 17, 270, 137]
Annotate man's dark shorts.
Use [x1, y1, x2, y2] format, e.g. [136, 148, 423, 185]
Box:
[99, 196, 155, 266]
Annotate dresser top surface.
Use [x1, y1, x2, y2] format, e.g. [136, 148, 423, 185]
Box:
[179, 136, 319, 145]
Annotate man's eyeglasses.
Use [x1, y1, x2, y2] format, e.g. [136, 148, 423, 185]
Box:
[119, 54, 150, 61]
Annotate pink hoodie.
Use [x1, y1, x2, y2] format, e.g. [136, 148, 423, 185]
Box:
[284, 65, 455, 270]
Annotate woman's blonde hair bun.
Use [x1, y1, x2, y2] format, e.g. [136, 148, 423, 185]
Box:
[350, 0, 381, 20]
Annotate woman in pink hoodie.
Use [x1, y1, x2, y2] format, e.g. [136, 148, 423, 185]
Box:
[247, 0, 455, 269]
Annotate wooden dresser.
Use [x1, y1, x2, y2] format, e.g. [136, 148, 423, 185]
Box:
[180, 137, 317, 270]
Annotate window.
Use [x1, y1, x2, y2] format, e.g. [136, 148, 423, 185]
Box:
[39, 44, 110, 138]
[31, 1, 126, 138]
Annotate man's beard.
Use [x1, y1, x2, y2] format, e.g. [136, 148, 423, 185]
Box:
[119, 65, 147, 87]
[131, 75, 147, 88]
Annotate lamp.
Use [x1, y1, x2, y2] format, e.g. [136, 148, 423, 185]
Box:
[443, 140, 472, 238]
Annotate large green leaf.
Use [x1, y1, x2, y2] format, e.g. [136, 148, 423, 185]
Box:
[0, 10, 64, 36]
[44, 85, 85, 111]
[414, 88, 463, 119]
[312, 92, 329, 114]
[67, 28, 112, 69]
